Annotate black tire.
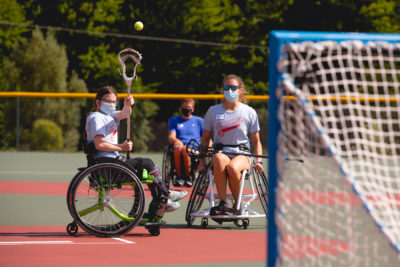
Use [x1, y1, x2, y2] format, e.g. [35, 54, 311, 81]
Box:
[147, 225, 160, 236]
[162, 145, 174, 188]
[185, 164, 210, 226]
[66, 222, 78, 235]
[252, 169, 269, 216]
[67, 163, 145, 237]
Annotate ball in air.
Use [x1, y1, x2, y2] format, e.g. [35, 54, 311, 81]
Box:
[134, 21, 144, 31]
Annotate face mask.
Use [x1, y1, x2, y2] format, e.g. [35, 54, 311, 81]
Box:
[181, 108, 192, 117]
[100, 102, 116, 116]
[224, 90, 239, 102]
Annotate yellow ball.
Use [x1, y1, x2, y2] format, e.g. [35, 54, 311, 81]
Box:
[134, 21, 144, 31]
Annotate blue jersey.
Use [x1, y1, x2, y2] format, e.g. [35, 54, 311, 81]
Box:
[168, 115, 203, 145]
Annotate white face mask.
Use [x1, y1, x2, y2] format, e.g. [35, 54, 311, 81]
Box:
[100, 102, 116, 116]
[224, 90, 239, 102]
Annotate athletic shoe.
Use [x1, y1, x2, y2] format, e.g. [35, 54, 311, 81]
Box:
[165, 199, 180, 212]
[173, 178, 184, 187]
[169, 190, 188, 202]
[184, 178, 193, 187]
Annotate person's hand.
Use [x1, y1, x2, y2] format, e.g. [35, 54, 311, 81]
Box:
[124, 95, 134, 107]
[121, 140, 133, 151]
[174, 139, 183, 149]
[255, 162, 264, 173]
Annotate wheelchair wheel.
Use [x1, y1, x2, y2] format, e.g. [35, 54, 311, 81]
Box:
[67, 162, 145, 237]
[185, 164, 210, 226]
[252, 169, 269, 216]
[162, 145, 174, 188]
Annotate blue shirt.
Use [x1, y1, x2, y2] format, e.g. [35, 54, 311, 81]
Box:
[168, 115, 204, 145]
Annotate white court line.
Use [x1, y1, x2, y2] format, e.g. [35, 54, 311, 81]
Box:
[0, 240, 135, 246]
[112, 237, 136, 244]
[0, 241, 73, 245]
[0, 170, 75, 175]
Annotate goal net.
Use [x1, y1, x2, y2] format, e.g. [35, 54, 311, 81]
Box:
[267, 31, 400, 266]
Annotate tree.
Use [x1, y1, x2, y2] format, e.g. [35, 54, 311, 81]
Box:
[1, 28, 87, 151]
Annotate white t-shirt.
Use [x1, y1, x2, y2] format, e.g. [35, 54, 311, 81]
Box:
[202, 103, 260, 153]
[86, 111, 120, 158]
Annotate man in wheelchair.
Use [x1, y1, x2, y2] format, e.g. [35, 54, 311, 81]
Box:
[86, 86, 186, 222]
[168, 98, 203, 187]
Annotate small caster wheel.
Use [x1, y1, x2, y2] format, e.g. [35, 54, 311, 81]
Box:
[243, 219, 249, 229]
[67, 222, 78, 235]
[148, 225, 160, 236]
[201, 218, 208, 229]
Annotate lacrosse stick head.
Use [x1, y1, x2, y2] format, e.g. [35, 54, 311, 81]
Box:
[118, 48, 142, 89]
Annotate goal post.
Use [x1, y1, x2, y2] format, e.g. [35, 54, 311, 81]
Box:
[267, 31, 400, 266]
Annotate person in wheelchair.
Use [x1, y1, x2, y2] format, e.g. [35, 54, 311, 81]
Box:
[85, 86, 186, 222]
[168, 98, 203, 187]
[198, 74, 264, 216]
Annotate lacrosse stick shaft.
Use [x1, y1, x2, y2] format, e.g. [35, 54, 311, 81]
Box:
[126, 80, 132, 159]
[118, 48, 142, 160]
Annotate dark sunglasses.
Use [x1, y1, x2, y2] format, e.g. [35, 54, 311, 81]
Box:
[223, 85, 239, 91]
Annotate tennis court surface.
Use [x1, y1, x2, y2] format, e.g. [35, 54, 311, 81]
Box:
[0, 152, 267, 267]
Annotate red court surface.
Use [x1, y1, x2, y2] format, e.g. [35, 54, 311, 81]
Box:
[0, 225, 266, 266]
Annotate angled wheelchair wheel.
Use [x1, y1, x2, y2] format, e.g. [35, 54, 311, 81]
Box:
[252, 168, 269, 216]
[67, 162, 145, 237]
[185, 164, 210, 226]
[162, 145, 174, 188]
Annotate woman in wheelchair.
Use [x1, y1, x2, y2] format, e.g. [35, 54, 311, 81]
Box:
[85, 86, 186, 222]
[198, 74, 264, 218]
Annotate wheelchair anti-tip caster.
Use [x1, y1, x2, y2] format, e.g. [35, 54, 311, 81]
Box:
[146, 225, 161, 236]
[201, 218, 208, 229]
[67, 222, 78, 235]
[243, 219, 249, 229]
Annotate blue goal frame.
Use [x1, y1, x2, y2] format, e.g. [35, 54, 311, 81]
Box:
[267, 30, 400, 267]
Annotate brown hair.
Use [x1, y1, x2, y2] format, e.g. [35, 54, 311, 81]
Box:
[221, 74, 248, 104]
[91, 86, 118, 111]
[181, 98, 195, 106]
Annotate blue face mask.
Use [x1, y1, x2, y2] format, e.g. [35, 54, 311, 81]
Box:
[100, 102, 116, 116]
[224, 90, 239, 102]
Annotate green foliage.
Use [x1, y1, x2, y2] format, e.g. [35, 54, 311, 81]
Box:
[31, 119, 63, 151]
[360, 0, 400, 33]
[0, 0, 398, 152]
[1, 28, 87, 151]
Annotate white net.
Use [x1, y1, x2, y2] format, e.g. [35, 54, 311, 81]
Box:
[276, 40, 400, 266]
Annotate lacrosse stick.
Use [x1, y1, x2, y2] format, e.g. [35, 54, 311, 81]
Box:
[118, 48, 142, 159]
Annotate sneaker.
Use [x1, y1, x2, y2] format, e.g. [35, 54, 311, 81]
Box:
[169, 190, 188, 202]
[165, 199, 181, 212]
[234, 220, 244, 227]
[173, 178, 184, 187]
[184, 179, 193, 187]
[217, 200, 229, 214]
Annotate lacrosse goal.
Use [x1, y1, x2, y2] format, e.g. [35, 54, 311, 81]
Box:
[267, 31, 400, 266]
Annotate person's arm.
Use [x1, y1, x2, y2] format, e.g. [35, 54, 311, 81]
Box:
[115, 96, 134, 121]
[93, 135, 132, 152]
[168, 130, 183, 145]
[200, 130, 212, 153]
[249, 131, 263, 172]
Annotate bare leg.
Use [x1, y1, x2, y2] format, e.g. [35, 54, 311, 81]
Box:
[173, 147, 182, 177]
[212, 153, 230, 202]
[226, 155, 250, 204]
[182, 145, 191, 177]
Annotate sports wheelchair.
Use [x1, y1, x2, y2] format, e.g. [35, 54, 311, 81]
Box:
[184, 139, 269, 229]
[66, 143, 164, 237]
[161, 143, 201, 188]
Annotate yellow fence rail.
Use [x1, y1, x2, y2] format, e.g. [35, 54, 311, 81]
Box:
[0, 91, 270, 101]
